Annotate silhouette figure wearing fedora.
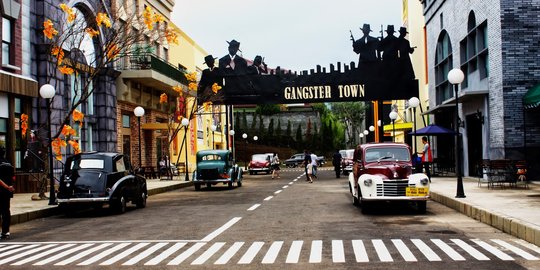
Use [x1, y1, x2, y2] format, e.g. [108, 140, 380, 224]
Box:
[219, 40, 248, 76]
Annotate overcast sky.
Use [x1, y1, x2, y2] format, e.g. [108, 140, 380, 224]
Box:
[171, 0, 402, 72]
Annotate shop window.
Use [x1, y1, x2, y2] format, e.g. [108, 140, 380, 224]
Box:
[122, 114, 130, 128]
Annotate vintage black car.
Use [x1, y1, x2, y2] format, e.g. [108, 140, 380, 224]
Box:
[57, 152, 147, 214]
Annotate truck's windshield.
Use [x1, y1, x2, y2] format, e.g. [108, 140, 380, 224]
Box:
[365, 147, 410, 163]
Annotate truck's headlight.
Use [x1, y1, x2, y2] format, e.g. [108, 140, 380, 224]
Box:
[364, 179, 373, 186]
[420, 178, 429, 186]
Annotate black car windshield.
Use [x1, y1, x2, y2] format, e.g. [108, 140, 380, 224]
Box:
[71, 159, 105, 170]
[365, 147, 410, 162]
[252, 154, 269, 161]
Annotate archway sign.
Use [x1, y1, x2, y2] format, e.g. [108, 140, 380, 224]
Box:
[198, 24, 418, 105]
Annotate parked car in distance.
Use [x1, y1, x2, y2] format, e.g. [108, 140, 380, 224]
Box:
[248, 153, 272, 175]
[284, 153, 325, 168]
[340, 149, 355, 175]
[348, 143, 430, 214]
[57, 152, 148, 214]
[192, 149, 243, 190]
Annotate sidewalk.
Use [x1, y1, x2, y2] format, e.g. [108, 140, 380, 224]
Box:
[430, 176, 540, 246]
[9, 177, 192, 225]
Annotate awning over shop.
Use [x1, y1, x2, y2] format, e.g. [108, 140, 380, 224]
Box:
[383, 122, 413, 132]
[523, 83, 540, 109]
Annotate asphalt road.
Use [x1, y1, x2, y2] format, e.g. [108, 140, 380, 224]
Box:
[2, 167, 540, 269]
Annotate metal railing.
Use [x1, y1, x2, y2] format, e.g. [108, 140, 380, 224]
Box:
[116, 53, 187, 85]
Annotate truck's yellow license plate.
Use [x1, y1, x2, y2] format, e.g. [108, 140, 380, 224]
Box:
[406, 187, 429, 196]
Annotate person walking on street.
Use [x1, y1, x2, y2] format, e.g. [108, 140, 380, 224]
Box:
[303, 150, 311, 181]
[271, 153, 280, 179]
[0, 148, 15, 240]
[332, 149, 342, 178]
[306, 162, 314, 183]
[421, 136, 432, 182]
[310, 152, 318, 180]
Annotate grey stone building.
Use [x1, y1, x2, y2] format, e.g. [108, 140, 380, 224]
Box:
[422, 0, 540, 177]
[32, 0, 118, 153]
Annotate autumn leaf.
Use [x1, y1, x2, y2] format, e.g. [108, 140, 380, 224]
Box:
[59, 66, 74, 75]
[51, 46, 65, 65]
[72, 109, 84, 123]
[105, 43, 120, 59]
[96, 13, 111, 28]
[43, 19, 58, 39]
[159, 93, 168, 104]
[61, 124, 77, 137]
[188, 82, 198, 91]
[212, 83, 222, 94]
[60, 4, 76, 23]
[21, 113, 28, 122]
[85, 28, 99, 38]
[52, 138, 67, 161]
[185, 72, 198, 82]
[165, 28, 179, 45]
[153, 13, 165, 24]
[143, 6, 154, 30]
[68, 140, 81, 154]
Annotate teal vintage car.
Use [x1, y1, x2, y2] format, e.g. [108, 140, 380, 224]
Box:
[192, 150, 243, 191]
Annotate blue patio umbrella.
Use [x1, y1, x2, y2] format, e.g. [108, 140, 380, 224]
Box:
[409, 124, 456, 136]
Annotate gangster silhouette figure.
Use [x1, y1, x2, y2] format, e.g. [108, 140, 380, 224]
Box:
[219, 40, 248, 76]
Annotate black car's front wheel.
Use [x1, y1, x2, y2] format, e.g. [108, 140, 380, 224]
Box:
[194, 183, 201, 191]
[136, 191, 147, 208]
[114, 194, 127, 214]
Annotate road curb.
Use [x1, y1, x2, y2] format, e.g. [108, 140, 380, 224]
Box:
[10, 181, 194, 226]
[430, 191, 540, 246]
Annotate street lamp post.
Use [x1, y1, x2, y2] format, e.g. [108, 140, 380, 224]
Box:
[242, 133, 248, 169]
[229, 130, 235, 160]
[134, 106, 145, 170]
[181, 118, 190, 181]
[448, 68, 466, 198]
[40, 84, 56, 205]
[389, 111, 398, 142]
[409, 97, 420, 154]
[211, 124, 217, 149]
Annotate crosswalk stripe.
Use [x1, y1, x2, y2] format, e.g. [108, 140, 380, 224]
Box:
[167, 242, 206, 265]
[282, 185, 289, 189]
[492, 239, 539, 260]
[275, 190, 282, 194]
[372, 239, 393, 262]
[238, 242, 264, 264]
[392, 239, 417, 262]
[411, 239, 441, 261]
[55, 243, 113, 265]
[0, 244, 39, 259]
[264, 196, 273, 201]
[451, 239, 489, 261]
[12, 244, 75, 265]
[2, 238, 539, 266]
[191, 242, 225, 265]
[77, 243, 130, 265]
[144, 243, 186, 265]
[332, 240, 346, 263]
[471, 239, 513, 261]
[123, 242, 168, 265]
[285, 240, 303, 263]
[352, 240, 369, 262]
[513, 239, 540, 255]
[431, 239, 465, 261]
[288, 182, 293, 185]
[262, 241, 283, 264]
[0, 244, 57, 265]
[214, 242, 244, 265]
[34, 243, 94, 265]
[247, 204, 261, 211]
[0, 245, 22, 253]
[100, 242, 150, 265]
[309, 240, 323, 263]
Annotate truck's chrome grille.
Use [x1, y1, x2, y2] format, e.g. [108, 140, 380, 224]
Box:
[376, 180, 413, 196]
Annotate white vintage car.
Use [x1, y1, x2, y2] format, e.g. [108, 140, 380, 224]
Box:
[348, 143, 430, 214]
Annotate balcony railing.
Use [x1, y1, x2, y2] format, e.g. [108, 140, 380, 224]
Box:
[116, 53, 187, 85]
